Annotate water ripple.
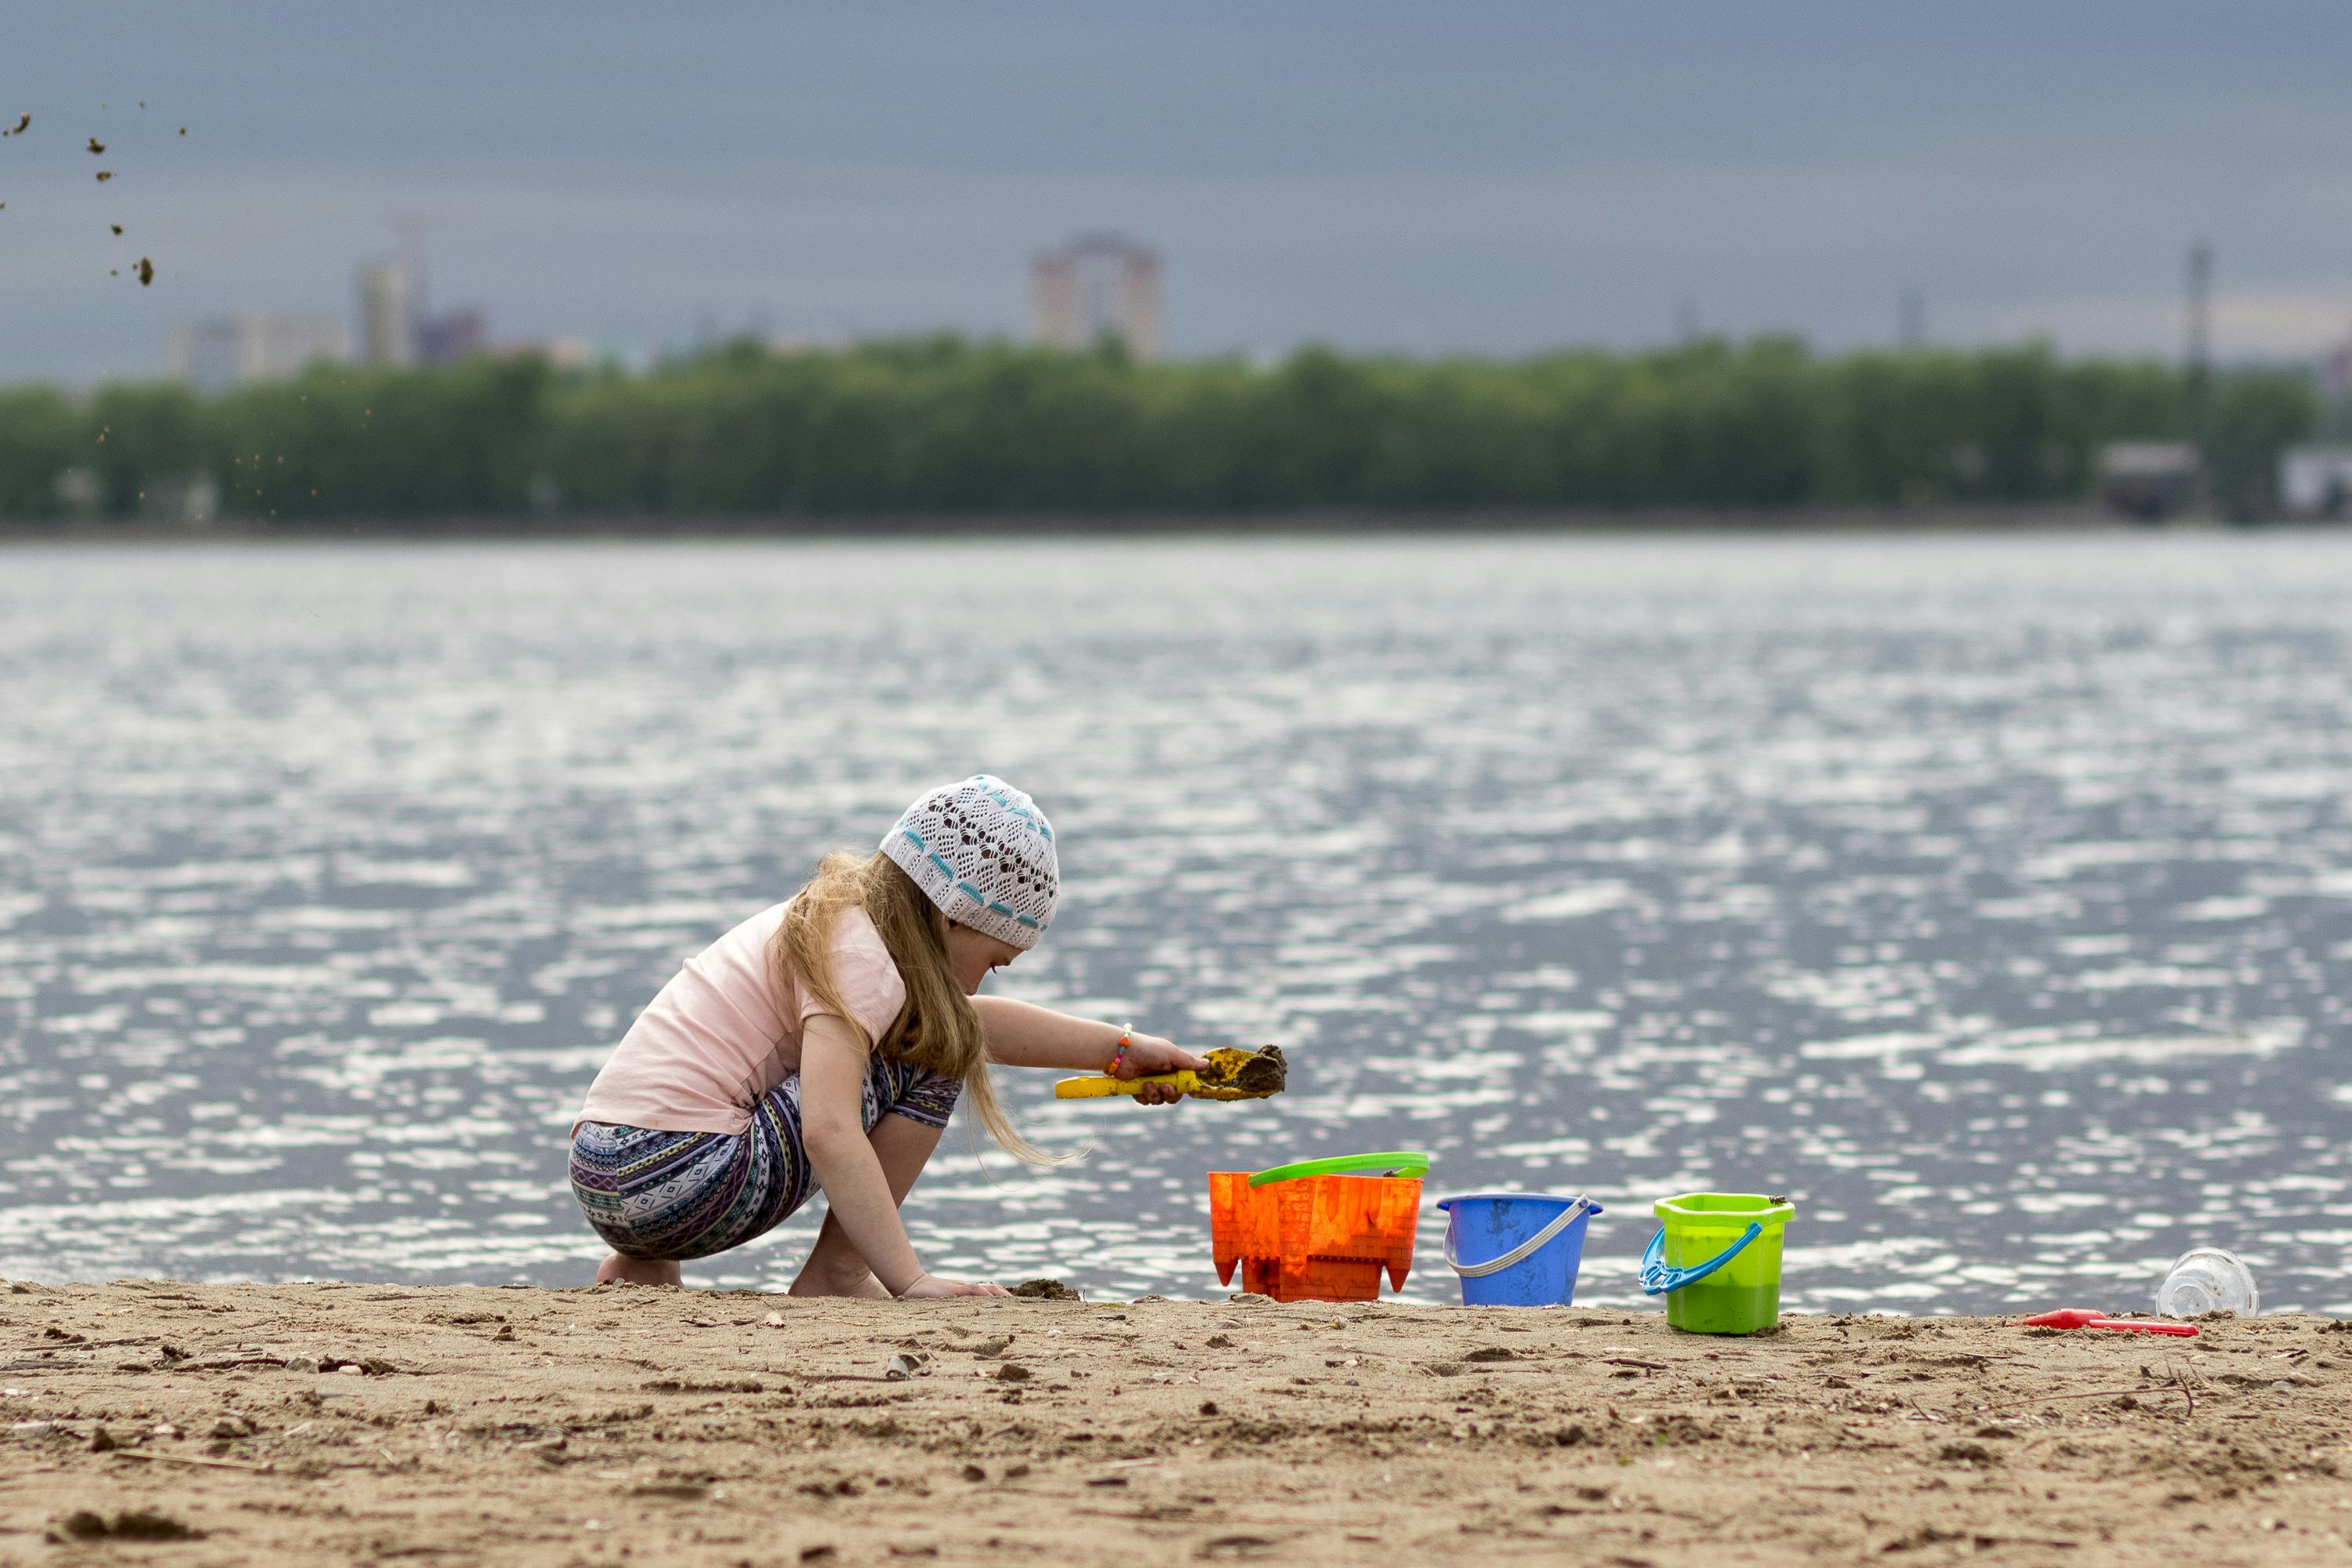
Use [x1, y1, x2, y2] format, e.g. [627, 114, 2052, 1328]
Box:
[3, 535, 2351, 1312]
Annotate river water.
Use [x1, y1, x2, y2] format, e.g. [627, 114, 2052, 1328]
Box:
[3, 532, 2350, 1312]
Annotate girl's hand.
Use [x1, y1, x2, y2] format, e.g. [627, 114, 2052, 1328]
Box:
[1112, 1034, 1210, 1106]
[897, 1272, 1010, 1299]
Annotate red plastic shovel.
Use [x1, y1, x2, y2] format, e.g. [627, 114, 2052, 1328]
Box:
[2016, 1308, 2198, 1337]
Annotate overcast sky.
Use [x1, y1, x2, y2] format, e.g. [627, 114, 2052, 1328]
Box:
[5, 1, 2350, 382]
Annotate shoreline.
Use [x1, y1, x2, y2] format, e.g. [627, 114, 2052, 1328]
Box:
[0, 505, 2263, 546]
[3, 1279, 2343, 1565]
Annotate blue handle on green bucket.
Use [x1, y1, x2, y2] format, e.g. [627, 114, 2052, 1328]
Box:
[1639, 1221, 1762, 1296]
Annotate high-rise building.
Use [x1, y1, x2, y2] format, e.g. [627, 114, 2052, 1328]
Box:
[357, 260, 418, 365]
[1031, 233, 1160, 361]
[2321, 334, 2352, 401]
[416, 307, 488, 365]
[165, 314, 349, 391]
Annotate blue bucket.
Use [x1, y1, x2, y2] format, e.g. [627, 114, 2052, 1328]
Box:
[1436, 1192, 1603, 1307]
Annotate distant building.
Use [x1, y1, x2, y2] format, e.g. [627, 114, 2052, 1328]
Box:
[2096, 442, 2200, 521]
[1031, 232, 1160, 361]
[2322, 336, 2352, 401]
[165, 314, 349, 391]
[497, 335, 598, 370]
[356, 260, 417, 365]
[416, 307, 488, 365]
[2280, 446, 2352, 518]
[498, 336, 672, 372]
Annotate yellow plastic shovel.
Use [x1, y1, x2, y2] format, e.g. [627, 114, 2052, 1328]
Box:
[1052, 1045, 1287, 1102]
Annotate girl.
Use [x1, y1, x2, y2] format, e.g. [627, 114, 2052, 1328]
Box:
[568, 775, 1205, 1298]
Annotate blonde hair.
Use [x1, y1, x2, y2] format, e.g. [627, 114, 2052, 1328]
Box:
[775, 851, 1071, 1168]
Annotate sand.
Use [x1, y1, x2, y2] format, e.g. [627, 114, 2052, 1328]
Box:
[2, 1278, 2347, 1566]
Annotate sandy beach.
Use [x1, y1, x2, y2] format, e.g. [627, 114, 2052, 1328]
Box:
[1, 1279, 2345, 1566]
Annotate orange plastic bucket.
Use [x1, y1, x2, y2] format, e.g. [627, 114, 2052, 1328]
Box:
[1208, 1152, 1427, 1302]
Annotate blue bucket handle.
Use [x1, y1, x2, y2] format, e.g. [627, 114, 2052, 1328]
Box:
[1639, 1221, 1762, 1296]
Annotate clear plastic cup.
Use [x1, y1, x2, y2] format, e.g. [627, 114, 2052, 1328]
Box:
[2156, 1247, 2258, 1318]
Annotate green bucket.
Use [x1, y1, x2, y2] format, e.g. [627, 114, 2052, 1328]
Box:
[1639, 1193, 1795, 1334]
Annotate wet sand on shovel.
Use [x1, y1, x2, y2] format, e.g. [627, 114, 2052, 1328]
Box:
[2, 1279, 2347, 1566]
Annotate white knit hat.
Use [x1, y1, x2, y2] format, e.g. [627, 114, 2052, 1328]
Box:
[880, 775, 1060, 950]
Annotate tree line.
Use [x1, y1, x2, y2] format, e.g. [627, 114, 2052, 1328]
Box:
[0, 335, 2320, 524]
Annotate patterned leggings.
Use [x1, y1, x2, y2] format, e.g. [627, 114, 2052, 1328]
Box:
[569, 1052, 961, 1262]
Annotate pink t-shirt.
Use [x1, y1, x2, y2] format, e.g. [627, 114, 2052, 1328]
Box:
[575, 903, 909, 1138]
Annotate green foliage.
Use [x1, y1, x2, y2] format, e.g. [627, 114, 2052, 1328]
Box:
[2311, 390, 2352, 444]
[0, 338, 2318, 523]
[0, 387, 81, 520]
[2205, 370, 2321, 521]
[211, 357, 552, 520]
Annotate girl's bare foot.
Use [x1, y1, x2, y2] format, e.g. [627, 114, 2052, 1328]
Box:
[788, 1209, 892, 1297]
[787, 1262, 888, 1298]
[596, 1252, 682, 1287]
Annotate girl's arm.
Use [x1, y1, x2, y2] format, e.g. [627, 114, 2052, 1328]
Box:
[798, 1014, 1004, 1298]
[971, 995, 1208, 1076]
